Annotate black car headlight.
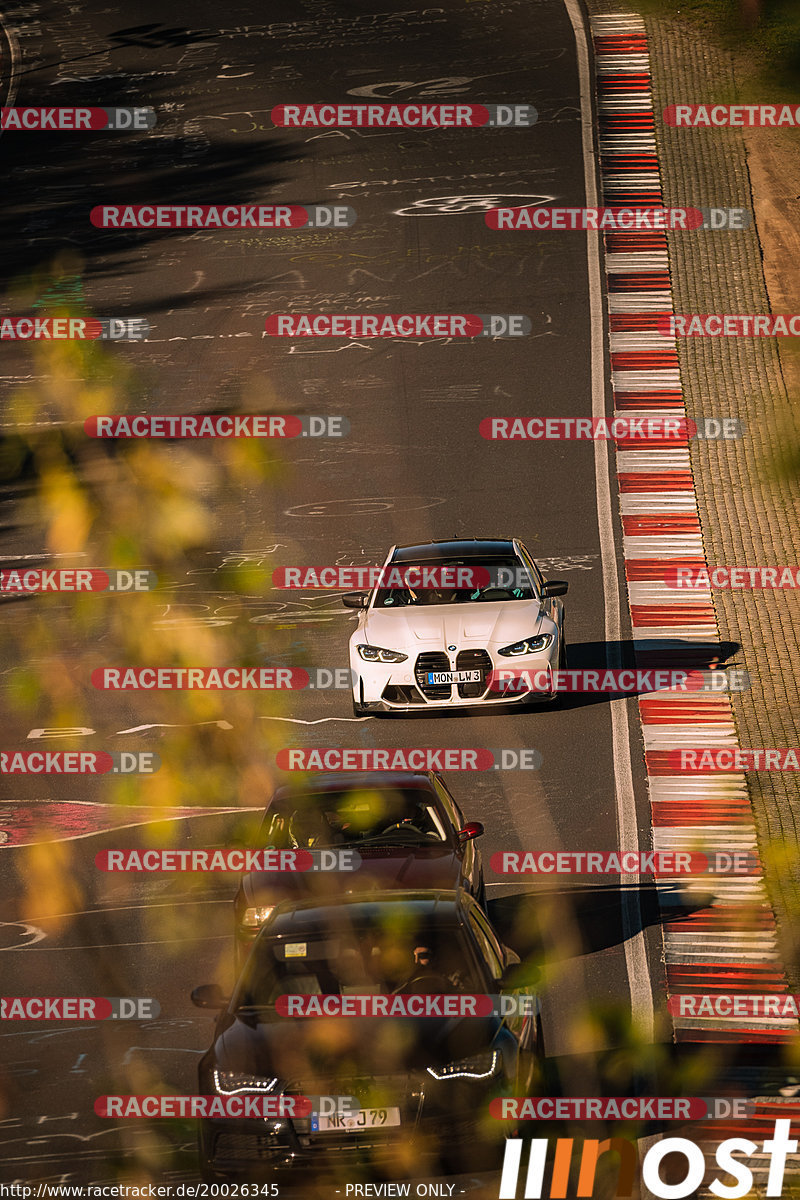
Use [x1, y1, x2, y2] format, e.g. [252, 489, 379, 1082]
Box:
[426, 1049, 501, 1081]
[497, 633, 553, 657]
[357, 644, 408, 663]
[212, 1070, 279, 1095]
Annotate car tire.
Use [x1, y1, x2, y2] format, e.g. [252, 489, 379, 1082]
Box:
[558, 622, 567, 670]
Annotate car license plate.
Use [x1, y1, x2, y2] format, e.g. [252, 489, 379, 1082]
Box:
[426, 669, 482, 685]
[311, 1107, 401, 1132]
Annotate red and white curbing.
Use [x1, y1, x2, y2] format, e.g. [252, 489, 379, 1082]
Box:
[590, 11, 798, 1055]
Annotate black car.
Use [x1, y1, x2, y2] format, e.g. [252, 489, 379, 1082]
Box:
[193, 891, 542, 1181]
[233, 771, 485, 963]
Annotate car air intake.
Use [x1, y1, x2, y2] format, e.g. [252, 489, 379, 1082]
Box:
[414, 652, 452, 700]
[456, 649, 492, 698]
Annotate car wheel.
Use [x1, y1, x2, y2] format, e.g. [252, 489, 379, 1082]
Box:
[558, 623, 567, 670]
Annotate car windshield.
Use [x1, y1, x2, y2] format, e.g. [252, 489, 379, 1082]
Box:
[235, 918, 482, 1009]
[373, 556, 537, 607]
[260, 787, 450, 849]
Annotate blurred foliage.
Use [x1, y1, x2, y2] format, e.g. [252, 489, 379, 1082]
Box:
[0, 254, 299, 1181]
[1, 257, 798, 1192]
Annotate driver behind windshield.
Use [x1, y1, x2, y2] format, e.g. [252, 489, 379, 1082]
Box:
[273, 791, 445, 849]
[238, 928, 476, 1007]
[374, 559, 535, 607]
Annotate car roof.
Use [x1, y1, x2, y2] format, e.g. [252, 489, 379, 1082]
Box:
[258, 890, 470, 939]
[392, 539, 517, 562]
[270, 771, 438, 807]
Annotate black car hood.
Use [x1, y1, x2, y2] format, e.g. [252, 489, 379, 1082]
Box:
[242, 848, 463, 905]
[212, 1009, 502, 1083]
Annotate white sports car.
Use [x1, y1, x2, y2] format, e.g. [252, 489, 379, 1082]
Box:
[343, 538, 568, 715]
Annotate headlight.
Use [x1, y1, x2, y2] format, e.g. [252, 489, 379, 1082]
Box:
[240, 904, 276, 929]
[213, 1069, 279, 1095]
[357, 644, 408, 663]
[497, 633, 553, 657]
[426, 1049, 501, 1081]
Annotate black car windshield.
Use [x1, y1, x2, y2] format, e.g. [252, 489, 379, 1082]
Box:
[235, 919, 483, 1010]
[260, 787, 450, 850]
[373, 556, 537, 607]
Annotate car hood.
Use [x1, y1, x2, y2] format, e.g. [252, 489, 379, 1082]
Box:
[212, 1010, 502, 1082]
[243, 849, 463, 906]
[361, 600, 543, 649]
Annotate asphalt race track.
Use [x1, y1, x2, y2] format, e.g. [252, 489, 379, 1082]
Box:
[0, 0, 673, 1193]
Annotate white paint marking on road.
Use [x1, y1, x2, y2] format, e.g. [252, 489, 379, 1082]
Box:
[22, 936, 229, 950]
[564, 0, 654, 1040]
[0, 11, 21, 113]
[3, 806, 260, 846]
[113, 720, 234, 734]
[259, 715, 372, 724]
[21, 898, 231, 925]
[0, 921, 47, 949]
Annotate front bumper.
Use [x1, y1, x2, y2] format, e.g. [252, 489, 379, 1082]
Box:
[199, 1079, 506, 1180]
[352, 649, 560, 711]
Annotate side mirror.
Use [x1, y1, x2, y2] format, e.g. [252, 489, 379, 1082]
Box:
[458, 821, 485, 843]
[499, 962, 541, 991]
[542, 580, 568, 598]
[342, 591, 369, 609]
[191, 983, 229, 1010]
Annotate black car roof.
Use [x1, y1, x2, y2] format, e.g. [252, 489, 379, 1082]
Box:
[258, 890, 470, 940]
[270, 771, 438, 807]
[392, 539, 517, 562]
